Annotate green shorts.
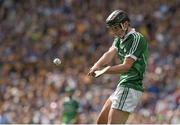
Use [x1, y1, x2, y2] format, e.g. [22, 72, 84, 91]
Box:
[109, 86, 142, 113]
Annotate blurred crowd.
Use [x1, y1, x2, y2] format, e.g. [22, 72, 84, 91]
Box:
[0, 0, 179, 124]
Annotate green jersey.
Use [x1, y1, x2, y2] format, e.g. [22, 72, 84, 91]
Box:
[112, 29, 148, 91]
[62, 97, 79, 124]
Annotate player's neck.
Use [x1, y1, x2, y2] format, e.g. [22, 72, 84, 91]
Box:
[127, 27, 132, 34]
[121, 27, 132, 39]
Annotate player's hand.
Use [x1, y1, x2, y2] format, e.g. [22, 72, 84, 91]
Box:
[88, 65, 100, 77]
[94, 66, 110, 78]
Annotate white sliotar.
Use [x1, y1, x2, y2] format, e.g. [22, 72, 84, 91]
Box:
[53, 58, 61, 65]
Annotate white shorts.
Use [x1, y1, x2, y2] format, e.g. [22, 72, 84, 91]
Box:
[109, 86, 142, 113]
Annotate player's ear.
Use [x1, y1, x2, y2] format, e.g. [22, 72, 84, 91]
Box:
[120, 21, 128, 31]
[123, 21, 129, 30]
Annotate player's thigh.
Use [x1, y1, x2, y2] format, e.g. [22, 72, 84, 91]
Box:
[109, 86, 142, 123]
[108, 108, 130, 124]
[97, 98, 112, 124]
[111, 86, 142, 113]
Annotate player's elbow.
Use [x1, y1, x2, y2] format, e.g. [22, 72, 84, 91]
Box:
[122, 57, 134, 73]
[123, 64, 132, 72]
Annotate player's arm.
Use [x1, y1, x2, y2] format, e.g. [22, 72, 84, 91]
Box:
[88, 47, 117, 76]
[94, 47, 117, 67]
[106, 34, 145, 74]
[106, 57, 135, 74]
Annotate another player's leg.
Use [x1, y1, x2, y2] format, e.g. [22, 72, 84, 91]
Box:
[96, 98, 112, 124]
[108, 108, 130, 124]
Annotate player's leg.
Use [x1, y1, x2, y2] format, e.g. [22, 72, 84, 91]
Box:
[108, 108, 130, 124]
[109, 86, 142, 124]
[96, 98, 112, 124]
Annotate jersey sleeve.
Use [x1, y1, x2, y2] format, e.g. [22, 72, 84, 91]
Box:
[111, 37, 119, 51]
[125, 33, 144, 61]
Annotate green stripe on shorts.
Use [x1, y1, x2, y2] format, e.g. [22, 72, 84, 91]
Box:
[117, 87, 125, 108]
[118, 87, 128, 109]
[120, 88, 129, 109]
